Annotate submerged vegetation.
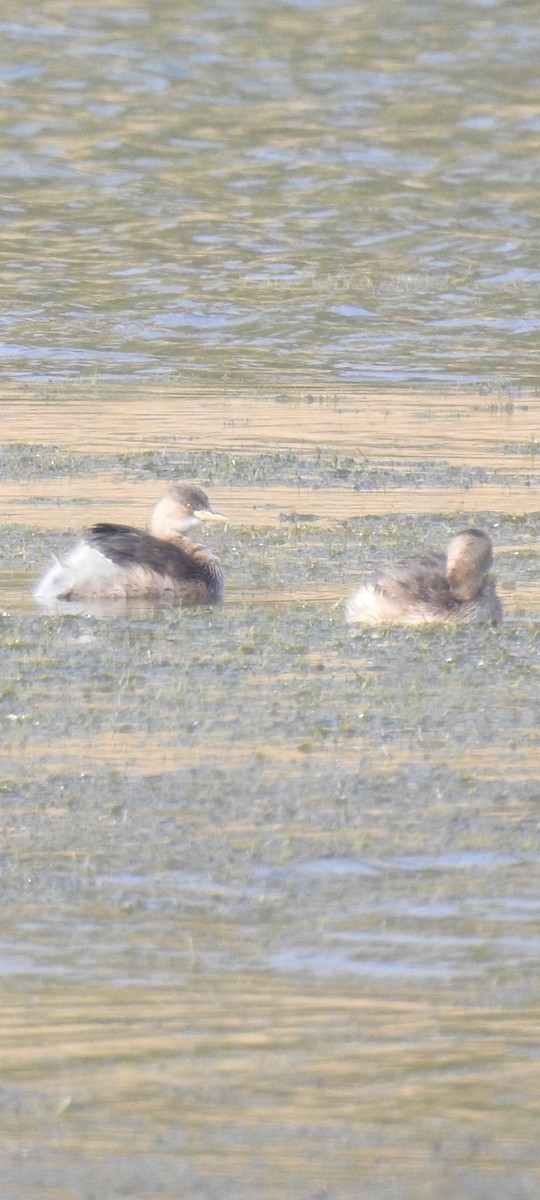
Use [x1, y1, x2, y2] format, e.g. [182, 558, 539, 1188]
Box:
[2, 439, 538, 491]
[0, 394, 538, 1200]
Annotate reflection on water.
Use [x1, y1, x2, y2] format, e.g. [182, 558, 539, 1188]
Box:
[0, 0, 539, 389]
[1, 389, 539, 543]
[4, 476, 540, 530]
[1, 387, 539, 464]
[3, 718, 540, 782]
[1, 977, 539, 1197]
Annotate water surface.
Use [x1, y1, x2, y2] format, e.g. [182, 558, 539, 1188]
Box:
[1, 387, 539, 1199]
[1, 0, 539, 389]
[1, 0, 540, 1195]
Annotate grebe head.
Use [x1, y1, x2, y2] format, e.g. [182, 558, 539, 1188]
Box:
[446, 529, 493, 601]
[149, 484, 227, 540]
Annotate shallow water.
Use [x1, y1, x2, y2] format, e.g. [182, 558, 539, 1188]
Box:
[1, 387, 540, 1199]
[1, 0, 540, 1194]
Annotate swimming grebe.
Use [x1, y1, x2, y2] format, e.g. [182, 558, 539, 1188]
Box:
[345, 529, 502, 626]
[34, 484, 227, 605]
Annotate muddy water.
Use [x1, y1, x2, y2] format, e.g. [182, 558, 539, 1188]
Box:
[1, 386, 539, 1199]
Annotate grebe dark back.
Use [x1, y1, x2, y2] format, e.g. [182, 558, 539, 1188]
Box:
[346, 529, 502, 626]
[34, 484, 227, 605]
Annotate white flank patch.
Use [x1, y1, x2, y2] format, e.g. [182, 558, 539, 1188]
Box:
[345, 585, 383, 626]
[34, 543, 123, 602]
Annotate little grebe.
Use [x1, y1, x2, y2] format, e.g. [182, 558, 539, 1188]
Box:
[34, 484, 227, 605]
[346, 529, 502, 626]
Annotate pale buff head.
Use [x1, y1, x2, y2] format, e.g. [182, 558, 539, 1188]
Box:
[148, 485, 227, 540]
[446, 529, 493, 601]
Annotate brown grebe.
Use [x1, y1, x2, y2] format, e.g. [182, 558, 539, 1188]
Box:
[346, 529, 502, 626]
[34, 484, 227, 605]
